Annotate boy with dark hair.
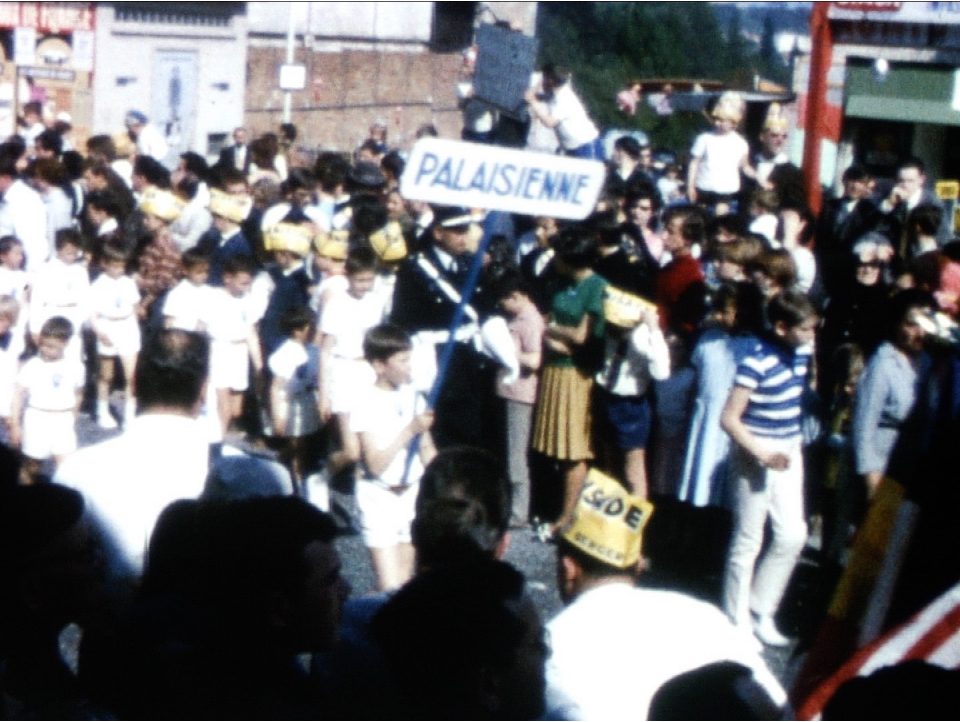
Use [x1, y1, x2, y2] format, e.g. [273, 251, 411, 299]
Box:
[163, 248, 213, 332]
[89, 242, 140, 429]
[655, 206, 707, 340]
[268, 306, 320, 495]
[720, 290, 817, 646]
[10, 316, 83, 482]
[28, 228, 88, 361]
[351, 323, 436, 591]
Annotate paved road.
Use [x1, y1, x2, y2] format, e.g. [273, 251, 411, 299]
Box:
[75, 409, 811, 688]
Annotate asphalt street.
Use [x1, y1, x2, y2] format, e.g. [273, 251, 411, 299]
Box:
[74, 408, 810, 689]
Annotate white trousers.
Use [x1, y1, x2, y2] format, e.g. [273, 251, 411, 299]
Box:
[722, 437, 807, 625]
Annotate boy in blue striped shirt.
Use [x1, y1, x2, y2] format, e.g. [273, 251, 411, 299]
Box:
[721, 290, 817, 647]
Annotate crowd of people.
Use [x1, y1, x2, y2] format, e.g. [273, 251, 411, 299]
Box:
[0, 64, 958, 719]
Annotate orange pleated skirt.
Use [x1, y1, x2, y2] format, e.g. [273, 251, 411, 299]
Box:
[532, 364, 594, 461]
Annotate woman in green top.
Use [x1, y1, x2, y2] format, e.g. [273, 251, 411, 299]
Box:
[532, 227, 607, 532]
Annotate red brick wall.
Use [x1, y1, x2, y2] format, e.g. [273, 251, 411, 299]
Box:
[245, 44, 463, 153]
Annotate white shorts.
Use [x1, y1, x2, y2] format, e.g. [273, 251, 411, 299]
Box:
[22, 407, 77, 459]
[328, 358, 376, 414]
[97, 318, 141, 358]
[210, 340, 250, 392]
[355, 479, 418, 548]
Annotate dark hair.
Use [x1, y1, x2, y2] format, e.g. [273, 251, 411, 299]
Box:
[222, 254, 256, 277]
[415, 123, 438, 139]
[133, 155, 171, 189]
[0, 153, 18, 179]
[85, 189, 124, 219]
[351, 196, 388, 237]
[823, 661, 957, 721]
[39, 315, 73, 342]
[279, 122, 297, 143]
[358, 138, 382, 157]
[134, 329, 209, 412]
[614, 135, 641, 159]
[345, 245, 378, 276]
[625, 184, 660, 214]
[180, 248, 210, 271]
[767, 289, 816, 328]
[413, 447, 511, 568]
[85, 134, 117, 162]
[27, 157, 66, 186]
[363, 323, 412, 363]
[0, 483, 85, 576]
[179, 151, 209, 180]
[143, 496, 337, 632]
[0, 235, 22, 256]
[213, 165, 247, 191]
[372, 560, 542, 721]
[380, 150, 405, 181]
[279, 306, 315, 337]
[282, 167, 315, 197]
[885, 288, 935, 340]
[752, 248, 797, 290]
[54, 227, 82, 251]
[541, 62, 571, 85]
[490, 267, 529, 301]
[23, 101, 41, 117]
[841, 164, 870, 183]
[663, 206, 705, 246]
[175, 172, 200, 202]
[35, 128, 63, 156]
[553, 226, 598, 270]
[61, 150, 84, 180]
[649, 661, 782, 720]
[909, 203, 943, 237]
[314, 152, 350, 192]
[898, 156, 926, 176]
[100, 241, 131, 265]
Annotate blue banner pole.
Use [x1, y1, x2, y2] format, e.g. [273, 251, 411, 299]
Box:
[400, 229, 494, 483]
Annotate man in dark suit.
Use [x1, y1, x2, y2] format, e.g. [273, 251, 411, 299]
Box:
[390, 206, 495, 451]
[217, 127, 250, 174]
[877, 157, 951, 256]
[816, 164, 882, 297]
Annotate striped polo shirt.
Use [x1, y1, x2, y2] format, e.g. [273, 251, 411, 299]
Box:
[734, 337, 811, 439]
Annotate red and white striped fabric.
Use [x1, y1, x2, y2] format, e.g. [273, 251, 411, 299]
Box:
[797, 581, 960, 719]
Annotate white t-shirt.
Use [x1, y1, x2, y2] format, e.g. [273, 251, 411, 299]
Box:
[547, 83, 599, 151]
[206, 287, 256, 343]
[350, 383, 425, 489]
[17, 355, 85, 410]
[320, 289, 387, 360]
[90, 274, 140, 321]
[269, 339, 314, 394]
[0, 266, 29, 304]
[546, 583, 786, 720]
[163, 280, 216, 332]
[29, 257, 90, 333]
[690, 131, 749, 194]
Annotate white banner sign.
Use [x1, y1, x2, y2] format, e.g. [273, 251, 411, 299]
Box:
[401, 138, 605, 220]
[14, 26, 36, 66]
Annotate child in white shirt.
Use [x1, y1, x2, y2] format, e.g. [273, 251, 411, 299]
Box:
[269, 306, 321, 496]
[350, 323, 436, 591]
[28, 229, 89, 363]
[163, 249, 215, 332]
[319, 246, 386, 477]
[0, 295, 24, 446]
[0, 237, 30, 345]
[10, 316, 85, 483]
[89, 242, 141, 429]
[206, 255, 263, 438]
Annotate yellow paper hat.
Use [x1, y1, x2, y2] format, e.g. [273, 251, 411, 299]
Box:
[603, 286, 658, 328]
[561, 468, 653, 569]
[369, 221, 408, 262]
[264, 222, 312, 256]
[209, 187, 253, 224]
[139, 187, 184, 222]
[313, 229, 349, 260]
[763, 102, 789, 134]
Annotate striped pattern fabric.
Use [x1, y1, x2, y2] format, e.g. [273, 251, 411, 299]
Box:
[797, 581, 960, 719]
[734, 339, 811, 439]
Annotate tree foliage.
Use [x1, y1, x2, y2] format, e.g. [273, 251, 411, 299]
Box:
[535, 2, 793, 151]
